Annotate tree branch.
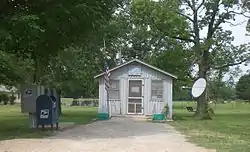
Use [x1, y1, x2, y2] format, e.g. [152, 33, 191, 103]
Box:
[233, 11, 250, 18]
[197, 0, 205, 11]
[213, 58, 249, 69]
[152, 17, 196, 44]
[225, 20, 247, 26]
[207, 0, 220, 40]
[171, 36, 196, 43]
[177, 11, 194, 22]
[191, 0, 200, 46]
[211, 10, 233, 36]
[211, 10, 250, 38]
[182, 0, 195, 11]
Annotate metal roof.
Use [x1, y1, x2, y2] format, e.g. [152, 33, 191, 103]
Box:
[94, 59, 177, 79]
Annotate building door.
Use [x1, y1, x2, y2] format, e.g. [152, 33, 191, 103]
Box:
[127, 79, 143, 114]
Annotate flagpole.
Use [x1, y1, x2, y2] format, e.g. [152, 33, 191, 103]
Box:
[107, 88, 110, 118]
[103, 38, 110, 118]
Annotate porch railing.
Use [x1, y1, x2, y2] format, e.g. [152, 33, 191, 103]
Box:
[147, 100, 165, 115]
[99, 99, 121, 116]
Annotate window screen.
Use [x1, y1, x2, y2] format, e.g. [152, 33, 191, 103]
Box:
[109, 80, 120, 100]
[129, 80, 142, 97]
[151, 80, 163, 100]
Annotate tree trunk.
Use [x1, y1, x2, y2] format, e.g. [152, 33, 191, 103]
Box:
[33, 55, 42, 84]
[195, 63, 207, 117]
[196, 90, 208, 118]
[195, 52, 211, 119]
[57, 90, 62, 116]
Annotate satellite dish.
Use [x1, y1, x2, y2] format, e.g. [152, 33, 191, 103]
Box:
[191, 78, 206, 98]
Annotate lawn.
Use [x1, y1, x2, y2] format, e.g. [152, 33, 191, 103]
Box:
[0, 103, 97, 141]
[171, 101, 250, 152]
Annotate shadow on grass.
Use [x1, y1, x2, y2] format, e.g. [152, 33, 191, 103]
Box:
[0, 106, 97, 141]
[173, 114, 193, 121]
[0, 117, 53, 140]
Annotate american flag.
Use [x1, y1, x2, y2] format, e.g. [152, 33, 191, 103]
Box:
[104, 61, 111, 90]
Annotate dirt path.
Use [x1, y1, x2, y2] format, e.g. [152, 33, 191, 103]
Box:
[0, 117, 215, 152]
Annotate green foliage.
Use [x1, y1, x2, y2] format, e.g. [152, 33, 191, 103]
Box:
[123, 0, 189, 60]
[173, 88, 192, 101]
[208, 81, 236, 101]
[202, 103, 214, 120]
[70, 98, 98, 107]
[148, 49, 193, 88]
[9, 95, 16, 105]
[100, 0, 192, 89]
[0, 52, 22, 85]
[39, 46, 102, 97]
[0, 92, 9, 105]
[236, 73, 250, 100]
[164, 104, 169, 116]
[0, 0, 119, 85]
[43, 0, 192, 96]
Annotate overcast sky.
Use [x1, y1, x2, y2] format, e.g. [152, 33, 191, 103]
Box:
[214, 15, 250, 81]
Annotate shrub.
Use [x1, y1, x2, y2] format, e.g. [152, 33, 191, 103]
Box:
[9, 95, 16, 105]
[71, 98, 80, 106]
[203, 103, 214, 120]
[93, 100, 98, 107]
[0, 92, 9, 105]
[164, 104, 168, 115]
[69, 98, 98, 107]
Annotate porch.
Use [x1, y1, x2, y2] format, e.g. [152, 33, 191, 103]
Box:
[98, 99, 167, 116]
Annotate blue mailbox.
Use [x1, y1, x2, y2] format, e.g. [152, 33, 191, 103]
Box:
[36, 95, 59, 130]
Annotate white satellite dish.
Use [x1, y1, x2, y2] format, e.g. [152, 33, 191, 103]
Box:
[191, 78, 206, 98]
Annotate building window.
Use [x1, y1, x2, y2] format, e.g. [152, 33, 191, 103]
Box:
[109, 80, 120, 100]
[151, 80, 163, 100]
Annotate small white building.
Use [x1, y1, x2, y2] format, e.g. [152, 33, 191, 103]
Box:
[94, 59, 177, 118]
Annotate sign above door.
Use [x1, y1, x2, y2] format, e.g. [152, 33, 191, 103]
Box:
[128, 66, 141, 76]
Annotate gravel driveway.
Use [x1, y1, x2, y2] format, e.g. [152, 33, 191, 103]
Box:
[0, 117, 215, 152]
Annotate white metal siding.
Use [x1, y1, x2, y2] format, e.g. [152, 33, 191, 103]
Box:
[98, 77, 107, 113]
[109, 99, 121, 115]
[120, 78, 125, 115]
[110, 63, 172, 81]
[123, 78, 128, 114]
[144, 78, 150, 115]
[147, 100, 165, 115]
[99, 62, 173, 116]
[167, 79, 173, 118]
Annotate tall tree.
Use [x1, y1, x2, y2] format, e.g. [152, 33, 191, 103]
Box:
[101, 0, 193, 88]
[177, 0, 250, 119]
[236, 73, 250, 100]
[0, 0, 119, 85]
[97, 1, 250, 119]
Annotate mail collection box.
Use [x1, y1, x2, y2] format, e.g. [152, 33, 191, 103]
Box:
[20, 85, 44, 113]
[20, 84, 59, 129]
[36, 94, 59, 129]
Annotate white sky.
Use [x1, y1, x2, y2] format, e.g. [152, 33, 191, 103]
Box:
[214, 15, 250, 81]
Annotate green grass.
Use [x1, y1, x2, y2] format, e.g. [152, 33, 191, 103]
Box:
[2, 99, 249, 152]
[0, 104, 97, 141]
[60, 106, 97, 124]
[171, 101, 250, 152]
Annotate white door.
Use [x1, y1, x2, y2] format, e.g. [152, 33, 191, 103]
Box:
[127, 79, 144, 114]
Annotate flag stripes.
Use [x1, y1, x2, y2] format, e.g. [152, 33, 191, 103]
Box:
[104, 61, 111, 90]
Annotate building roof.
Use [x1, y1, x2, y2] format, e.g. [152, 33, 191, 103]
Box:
[94, 59, 177, 79]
